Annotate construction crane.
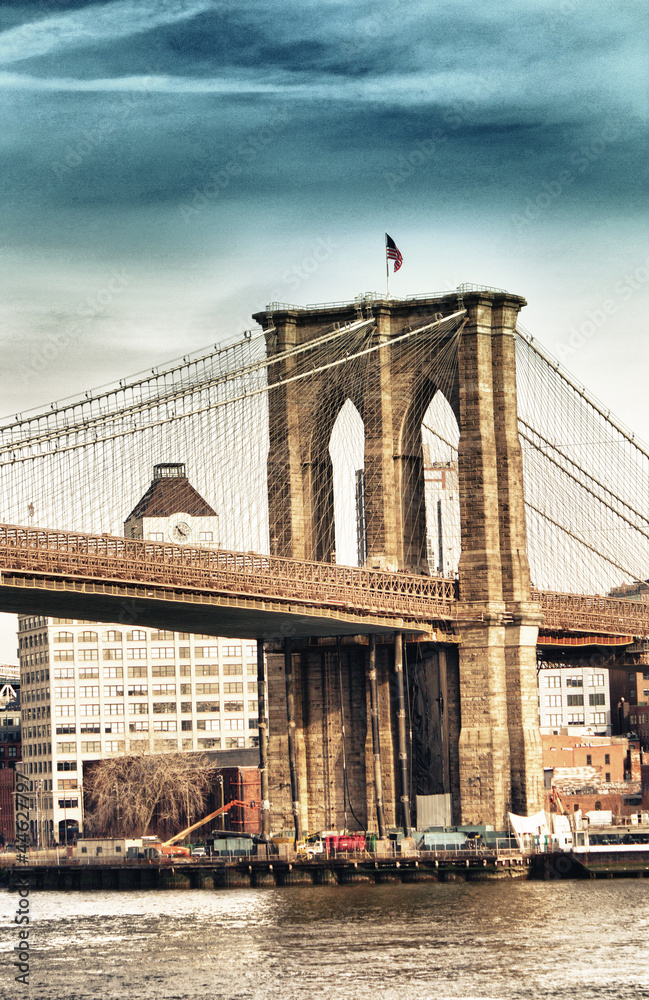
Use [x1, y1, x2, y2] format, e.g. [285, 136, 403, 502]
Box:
[161, 800, 251, 848]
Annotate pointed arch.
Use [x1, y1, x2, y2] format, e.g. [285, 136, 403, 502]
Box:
[398, 382, 460, 574]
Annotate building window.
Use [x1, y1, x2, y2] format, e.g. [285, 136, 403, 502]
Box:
[152, 702, 175, 714]
[224, 718, 244, 731]
[223, 664, 243, 676]
[127, 630, 147, 642]
[543, 676, 561, 688]
[152, 684, 176, 696]
[54, 651, 75, 661]
[81, 741, 101, 753]
[151, 647, 175, 659]
[589, 693, 605, 706]
[55, 724, 76, 735]
[151, 664, 175, 677]
[127, 666, 147, 678]
[105, 704, 125, 716]
[605, 772, 611, 782]
[55, 705, 75, 717]
[195, 664, 218, 676]
[79, 686, 99, 698]
[592, 713, 606, 725]
[79, 649, 99, 661]
[196, 682, 220, 695]
[589, 674, 605, 687]
[194, 646, 219, 658]
[547, 715, 561, 726]
[79, 704, 100, 716]
[567, 714, 584, 725]
[129, 722, 149, 732]
[105, 741, 124, 752]
[54, 667, 75, 679]
[54, 686, 75, 699]
[103, 667, 123, 679]
[225, 737, 245, 749]
[129, 703, 148, 715]
[78, 667, 99, 678]
[567, 695, 584, 706]
[128, 685, 148, 696]
[103, 631, 122, 642]
[224, 701, 244, 712]
[57, 742, 76, 754]
[78, 631, 98, 642]
[604, 754, 610, 765]
[586, 754, 592, 766]
[566, 676, 583, 687]
[196, 701, 219, 713]
[127, 648, 148, 660]
[57, 760, 77, 771]
[198, 738, 221, 748]
[199, 531, 213, 542]
[196, 720, 219, 731]
[53, 632, 74, 643]
[152, 721, 177, 732]
[181, 720, 192, 731]
[103, 649, 123, 661]
[545, 695, 562, 707]
[104, 686, 124, 697]
[80, 723, 101, 734]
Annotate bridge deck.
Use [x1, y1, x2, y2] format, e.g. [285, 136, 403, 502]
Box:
[0, 525, 647, 640]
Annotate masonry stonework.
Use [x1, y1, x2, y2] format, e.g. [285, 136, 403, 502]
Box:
[257, 291, 544, 833]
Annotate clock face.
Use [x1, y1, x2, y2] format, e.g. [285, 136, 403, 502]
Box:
[171, 520, 192, 542]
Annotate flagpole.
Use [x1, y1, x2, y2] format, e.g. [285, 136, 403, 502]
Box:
[385, 233, 390, 299]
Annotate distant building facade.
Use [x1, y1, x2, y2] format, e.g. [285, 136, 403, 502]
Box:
[538, 663, 611, 736]
[18, 464, 260, 845]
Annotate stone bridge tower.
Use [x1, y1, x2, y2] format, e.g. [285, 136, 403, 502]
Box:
[253, 290, 543, 833]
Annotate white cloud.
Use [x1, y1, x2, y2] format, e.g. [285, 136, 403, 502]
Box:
[0, 0, 214, 66]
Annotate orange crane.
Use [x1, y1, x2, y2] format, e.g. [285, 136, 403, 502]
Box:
[161, 800, 250, 848]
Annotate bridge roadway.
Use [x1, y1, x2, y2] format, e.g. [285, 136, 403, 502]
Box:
[0, 524, 647, 642]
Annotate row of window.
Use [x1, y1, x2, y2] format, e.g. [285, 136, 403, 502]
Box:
[545, 713, 607, 726]
[22, 737, 259, 781]
[542, 674, 606, 688]
[52, 682, 237, 696]
[544, 694, 606, 707]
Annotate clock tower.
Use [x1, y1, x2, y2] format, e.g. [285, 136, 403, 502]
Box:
[124, 462, 219, 546]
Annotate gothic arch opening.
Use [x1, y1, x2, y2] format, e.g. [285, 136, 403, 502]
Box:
[421, 392, 461, 577]
[329, 399, 365, 566]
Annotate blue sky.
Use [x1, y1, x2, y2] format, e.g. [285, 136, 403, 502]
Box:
[0, 0, 647, 657]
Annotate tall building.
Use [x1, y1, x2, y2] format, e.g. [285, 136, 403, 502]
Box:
[0, 672, 21, 845]
[18, 464, 260, 845]
[538, 663, 611, 736]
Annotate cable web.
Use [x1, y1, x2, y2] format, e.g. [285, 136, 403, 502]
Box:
[516, 327, 649, 595]
[0, 311, 465, 574]
[1, 310, 645, 598]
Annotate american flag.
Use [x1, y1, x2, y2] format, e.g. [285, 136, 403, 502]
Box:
[385, 233, 403, 272]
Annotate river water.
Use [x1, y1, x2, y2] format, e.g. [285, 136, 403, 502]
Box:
[2, 880, 649, 1000]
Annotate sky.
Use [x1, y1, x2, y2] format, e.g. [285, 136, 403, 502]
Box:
[0, 0, 647, 661]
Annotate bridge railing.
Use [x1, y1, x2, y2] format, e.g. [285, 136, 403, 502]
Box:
[532, 589, 649, 637]
[0, 524, 458, 623]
